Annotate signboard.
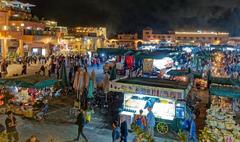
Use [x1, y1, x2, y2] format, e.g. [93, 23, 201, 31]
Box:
[109, 81, 184, 100]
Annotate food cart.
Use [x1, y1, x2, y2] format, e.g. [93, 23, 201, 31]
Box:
[0, 77, 57, 119]
[109, 77, 193, 134]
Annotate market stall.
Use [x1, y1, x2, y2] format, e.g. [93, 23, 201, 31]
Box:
[201, 84, 240, 141]
[109, 77, 193, 134]
[0, 76, 57, 119]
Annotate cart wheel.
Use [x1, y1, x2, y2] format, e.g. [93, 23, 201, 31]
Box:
[156, 122, 168, 134]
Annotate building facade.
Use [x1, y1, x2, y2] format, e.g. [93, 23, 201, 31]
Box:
[108, 33, 141, 49]
[69, 26, 107, 39]
[0, 0, 59, 59]
[142, 27, 229, 45]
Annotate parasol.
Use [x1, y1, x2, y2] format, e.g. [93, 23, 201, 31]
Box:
[81, 71, 89, 90]
[88, 79, 94, 99]
[91, 70, 97, 89]
[103, 73, 110, 92]
[60, 62, 69, 88]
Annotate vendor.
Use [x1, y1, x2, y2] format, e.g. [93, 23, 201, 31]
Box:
[134, 109, 146, 130]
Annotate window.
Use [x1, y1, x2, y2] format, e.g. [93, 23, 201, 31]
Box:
[196, 37, 199, 40]
[168, 36, 171, 38]
[145, 32, 149, 34]
[177, 37, 181, 40]
[148, 36, 151, 38]
[215, 37, 218, 40]
[208, 37, 212, 40]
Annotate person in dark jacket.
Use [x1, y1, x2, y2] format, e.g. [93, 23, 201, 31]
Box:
[74, 109, 88, 142]
[120, 116, 128, 142]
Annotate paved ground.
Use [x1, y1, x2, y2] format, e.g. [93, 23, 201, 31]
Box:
[0, 113, 177, 142]
[5, 62, 104, 83]
[1, 63, 178, 141]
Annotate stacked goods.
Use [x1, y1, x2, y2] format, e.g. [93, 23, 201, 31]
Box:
[202, 96, 240, 142]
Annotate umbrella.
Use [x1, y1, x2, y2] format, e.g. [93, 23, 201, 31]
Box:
[60, 62, 69, 88]
[73, 69, 80, 90]
[91, 70, 97, 89]
[88, 79, 94, 99]
[81, 71, 89, 90]
[103, 73, 110, 92]
[34, 79, 57, 89]
[75, 69, 84, 99]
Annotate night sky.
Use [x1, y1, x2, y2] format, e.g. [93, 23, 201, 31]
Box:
[23, 0, 240, 35]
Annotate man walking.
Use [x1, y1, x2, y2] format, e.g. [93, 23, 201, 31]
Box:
[75, 109, 88, 142]
[5, 111, 19, 142]
[120, 116, 128, 142]
[146, 107, 155, 137]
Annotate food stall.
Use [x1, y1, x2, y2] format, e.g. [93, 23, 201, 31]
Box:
[98, 48, 135, 75]
[109, 77, 193, 134]
[0, 77, 57, 118]
[201, 84, 240, 141]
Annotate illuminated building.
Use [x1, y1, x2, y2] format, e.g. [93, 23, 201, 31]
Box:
[142, 27, 229, 45]
[0, 0, 59, 58]
[108, 33, 141, 49]
[69, 26, 107, 39]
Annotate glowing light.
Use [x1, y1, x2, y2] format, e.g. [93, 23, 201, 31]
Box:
[42, 49, 46, 56]
[33, 48, 38, 53]
[153, 57, 174, 70]
[20, 23, 24, 27]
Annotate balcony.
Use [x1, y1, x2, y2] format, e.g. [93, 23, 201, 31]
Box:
[23, 29, 56, 36]
[9, 15, 41, 23]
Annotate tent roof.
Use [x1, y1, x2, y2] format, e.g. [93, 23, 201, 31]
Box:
[210, 77, 240, 86]
[134, 50, 175, 59]
[167, 69, 190, 76]
[97, 48, 134, 56]
[210, 85, 240, 98]
[116, 77, 189, 90]
[1, 75, 57, 88]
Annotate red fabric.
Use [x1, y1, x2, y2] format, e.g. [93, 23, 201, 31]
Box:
[0, 101, 4, 106]
[125, 56, 134, 69]
[0, 94, 4, 100]
[118, 56, 122, 62]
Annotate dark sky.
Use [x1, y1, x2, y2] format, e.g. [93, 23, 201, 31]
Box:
[23, 0, 240, 36]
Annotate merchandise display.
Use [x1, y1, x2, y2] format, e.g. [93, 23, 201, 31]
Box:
[203, 96, 240, 142]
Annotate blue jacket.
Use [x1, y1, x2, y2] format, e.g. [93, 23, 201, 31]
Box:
[147, 111, 155, 128]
